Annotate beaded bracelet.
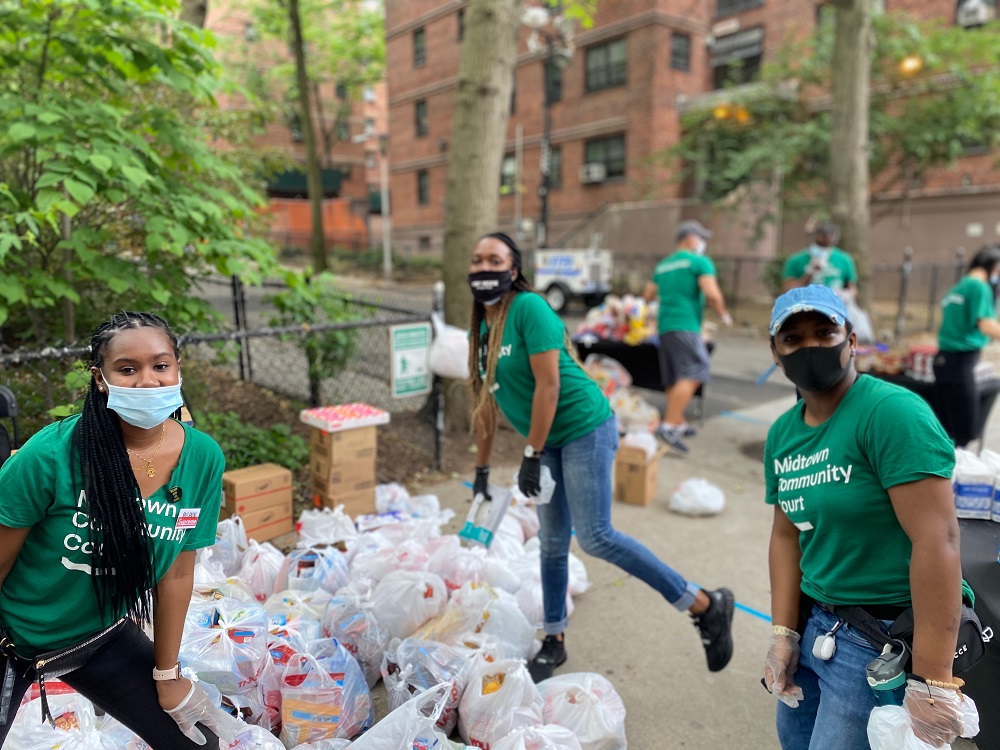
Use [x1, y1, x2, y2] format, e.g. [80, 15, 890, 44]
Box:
[771, 625, 799, 638]
[910, 674, 965, 691]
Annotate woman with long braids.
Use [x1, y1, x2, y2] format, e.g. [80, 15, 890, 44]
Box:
[467, 232, 735, 682]
[0, 312, 232, 747]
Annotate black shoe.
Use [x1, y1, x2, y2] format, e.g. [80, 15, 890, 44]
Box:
[681, 423, 697, 437]
[528, 634, 567, 683]
[692, 588, 735, 672]
[655, 424, 689, 453]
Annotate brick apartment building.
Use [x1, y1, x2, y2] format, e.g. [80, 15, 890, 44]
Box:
[206, 1, 389, 252]
[384, 0, 1000, 280]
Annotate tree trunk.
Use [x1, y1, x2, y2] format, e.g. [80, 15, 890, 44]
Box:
[828, 0, 872, 309]
[288, 0, 328, 272]
[441, 0, 522, 433]
[180, 0, 207, 28]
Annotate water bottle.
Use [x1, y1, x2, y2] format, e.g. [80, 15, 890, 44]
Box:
[866, 639, 909, 706]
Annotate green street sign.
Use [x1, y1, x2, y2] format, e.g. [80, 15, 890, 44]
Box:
[389, 322, 432, 398]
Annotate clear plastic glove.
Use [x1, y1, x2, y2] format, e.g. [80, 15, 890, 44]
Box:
[903, 679, 965, 748]
[165, 681, 242, 746]
[763, 631, 804, 708]
[721, 312, 733, 328]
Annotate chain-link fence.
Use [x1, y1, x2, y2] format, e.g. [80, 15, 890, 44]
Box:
[1, 279, 443, 474]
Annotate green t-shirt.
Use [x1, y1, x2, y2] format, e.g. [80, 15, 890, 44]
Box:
[652, 250, 716, 333]
[0, 414, 225, 655]
[764, 375, 954, 607]
[938, 276, 996, 352]
[479, 291, 612, 447]
[783, 247, 858, 290]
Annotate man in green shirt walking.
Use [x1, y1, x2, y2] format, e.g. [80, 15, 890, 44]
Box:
[643, 220, 732, 453]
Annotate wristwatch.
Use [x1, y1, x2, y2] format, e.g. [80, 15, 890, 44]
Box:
[523, 445, 543, 459]
[152, 662, 182, 681]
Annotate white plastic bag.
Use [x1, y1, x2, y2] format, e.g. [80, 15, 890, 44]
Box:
[843, 295, 876, 344]
[371, 569, 448, 638]
[237, 540, 285, 602]
[668, 478, 726, 516]
[539, 673, 627, 750]
[275, 546, 352, 595]
[296, 506, 359, 550]
[428, 312, 470, 380]
[494, 724, 585, 750]
[867, 705, 940, 750]
[349, 683, 452, 750]
[181, 597, 270, 696]
[211, 516, 249, 576]
[279, 652, 373, 746]
[322, 591, 391, 688]
[381, 637, 468, 735]
[458, 658, 544, 748]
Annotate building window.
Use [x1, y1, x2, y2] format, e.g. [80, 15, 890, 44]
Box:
[364, 117, 375, 136]
[335, 82, 347, 100]
[413, 27, 426, 67]
[670, 32, 691, 71]
[500, 154, 517, 194]
[365, 150, 376, 169]
[710, 27, 764, 89]
[550, 146, 562, 188]
[363, 85, 376, 103]
[415, 99, 428, 137]
[545, 59, 562, 104]
[418, 236, 432, 251]
[289, 112, 304, 143]
[417, 170, 429, 205]
[716, 0, 764, 18]
[457, 8, 465, 40]
[335, 119, 350, 140]
[585, 37, 627, 93]
[584, 134, 626, 179]
[509, 81, 516, 114]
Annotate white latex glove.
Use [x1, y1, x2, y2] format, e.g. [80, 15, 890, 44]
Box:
[903, 679, 966, 748]
[721, 312, 733, 328]
[763, 631, 804, 708]
[165, 681, 243, 746]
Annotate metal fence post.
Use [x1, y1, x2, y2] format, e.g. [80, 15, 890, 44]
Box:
[895, 247, 913, 341]
[730, 257, 743, 308]
[955, 246, 967, 284]
[926, 263, 939, 332]
[432, 280, 445, 471]
[231, 275, 246, 381]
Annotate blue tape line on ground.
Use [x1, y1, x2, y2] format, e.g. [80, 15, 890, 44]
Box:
[462, 480, 474, 488]
[719, 410, 774, 426]
[736, 601, 773, 622]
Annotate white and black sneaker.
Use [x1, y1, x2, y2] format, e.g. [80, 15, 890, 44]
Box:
[528, 634, 567, 683]
[656, 424, 689, 453]
[692, 588, 735, 672]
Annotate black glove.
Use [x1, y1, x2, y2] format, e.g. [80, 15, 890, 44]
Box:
[473, 465, 491, 500]
[518, 455, 541, 498]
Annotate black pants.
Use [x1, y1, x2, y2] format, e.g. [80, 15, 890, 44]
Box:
[933, 349, 981, 448]
[1, 621, 218, 749]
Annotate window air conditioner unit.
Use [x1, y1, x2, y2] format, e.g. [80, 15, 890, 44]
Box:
[579, 162, 607, 184]
[957, 0, 994, 27]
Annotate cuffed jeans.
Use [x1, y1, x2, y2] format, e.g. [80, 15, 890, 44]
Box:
[776, 605, 886, 750]
[537, 416, 699, 635]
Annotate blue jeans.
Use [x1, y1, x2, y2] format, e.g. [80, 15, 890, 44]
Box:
[537, 416, 699, 635]
[776, 606, 887, 750]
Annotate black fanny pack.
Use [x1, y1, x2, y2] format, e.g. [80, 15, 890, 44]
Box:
[0, 618, 127, 727]
[821, 602, 991, 676]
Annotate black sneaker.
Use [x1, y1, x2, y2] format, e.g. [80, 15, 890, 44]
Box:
[528, 634, 567, 683]
[680, 423, 697, 437]
[655, 424, 689, 453]
[691, 588, 735, 672]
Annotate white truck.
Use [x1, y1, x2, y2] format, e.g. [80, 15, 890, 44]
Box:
[532, 248, 613, 313]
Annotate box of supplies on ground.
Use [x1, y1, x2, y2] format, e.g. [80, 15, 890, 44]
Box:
[614, 445, 667, 506]
[303, 404, 385, 515]
[221, 463, 294, 541]
[299, 403, 390, 433]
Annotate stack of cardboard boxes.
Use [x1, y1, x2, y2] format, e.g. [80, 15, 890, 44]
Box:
[301, 404, 390, 517]
[221, 463, 293, 541]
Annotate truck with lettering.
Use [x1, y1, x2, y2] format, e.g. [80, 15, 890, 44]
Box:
[532, 248, 612, 314]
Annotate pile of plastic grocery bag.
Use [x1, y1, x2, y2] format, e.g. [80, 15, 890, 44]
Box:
[7, 481, 628, 750]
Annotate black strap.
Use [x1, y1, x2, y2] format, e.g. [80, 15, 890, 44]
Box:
[820, 604, 895, 652]
[0, 631, 17, 727]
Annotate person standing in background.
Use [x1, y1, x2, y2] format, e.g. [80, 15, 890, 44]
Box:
[934, 244, 1000, 447]
[782, 223, 858, 297]
[643, 219, 732, 454]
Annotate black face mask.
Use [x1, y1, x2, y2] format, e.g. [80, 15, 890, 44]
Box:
[776, 340, 852, 392]
[468, 270, 513, 305]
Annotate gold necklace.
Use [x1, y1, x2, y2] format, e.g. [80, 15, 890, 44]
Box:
[126, 424, 166, 478]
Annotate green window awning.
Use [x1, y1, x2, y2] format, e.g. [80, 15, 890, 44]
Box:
[267, 168, 342, 198]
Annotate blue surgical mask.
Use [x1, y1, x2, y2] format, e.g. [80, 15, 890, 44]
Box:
[101, 371, 183, 430]
[991, 274, 999, 286]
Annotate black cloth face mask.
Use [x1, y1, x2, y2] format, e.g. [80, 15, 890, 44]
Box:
[468, 270, 513, 305]
[776, 340, 851, 392]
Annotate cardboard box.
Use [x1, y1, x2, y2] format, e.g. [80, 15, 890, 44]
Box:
[310, 426, 377, 465]
[310, 451, 375, 482]
[314, 486, 377, 516]
[219, 502, 294, 542]
[222, 463, 293, 516]
[614, 446, 667, 506]
[311, 460, 377, 498]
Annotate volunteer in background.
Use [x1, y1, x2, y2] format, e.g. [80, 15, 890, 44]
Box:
[934, 244, 1000, 448]
[0, 312, 231, 746]
[782, 222, 858, 296]
[642, 219, 732, 454]
[763, 286, 966, 749]
[467, 232, 735, 682]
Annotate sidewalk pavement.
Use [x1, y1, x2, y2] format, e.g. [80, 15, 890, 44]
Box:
[416, 331, 986, 749]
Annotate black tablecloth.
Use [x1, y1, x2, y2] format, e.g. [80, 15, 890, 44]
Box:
[958, 519, 1000, 748]
[864, 371, 1000, 444]
[573, 338, 714, 393]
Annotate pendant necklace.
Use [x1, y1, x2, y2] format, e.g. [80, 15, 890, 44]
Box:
[126, 423, 166, 478]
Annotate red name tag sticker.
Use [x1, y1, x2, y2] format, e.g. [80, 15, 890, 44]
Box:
[176, 508, 201, 529]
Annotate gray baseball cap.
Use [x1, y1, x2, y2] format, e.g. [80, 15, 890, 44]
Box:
[676, 219, 712, 241]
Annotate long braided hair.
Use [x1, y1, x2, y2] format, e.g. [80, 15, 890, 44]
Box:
[79, 311, 178, 626]
[467, 232, 585, 433]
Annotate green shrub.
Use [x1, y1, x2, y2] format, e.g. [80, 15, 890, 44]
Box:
[197, 411, 309, 471]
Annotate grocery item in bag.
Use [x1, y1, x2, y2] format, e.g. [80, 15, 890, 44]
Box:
[458, 658, 544, 749]
[538, 672, 627, 750]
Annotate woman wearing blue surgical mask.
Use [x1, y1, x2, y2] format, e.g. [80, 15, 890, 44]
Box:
[0, 312, 232, 747]
[467, 232, 735, 684]
[934, 244, 1000, 448]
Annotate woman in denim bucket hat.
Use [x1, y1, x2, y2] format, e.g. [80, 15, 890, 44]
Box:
[761, 286, 974, 749]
